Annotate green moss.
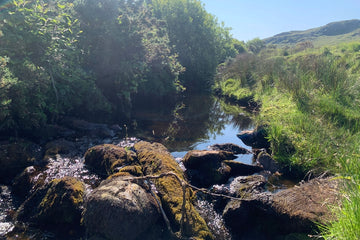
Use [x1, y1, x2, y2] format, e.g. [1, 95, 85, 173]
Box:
[84, 144, 135, 176]
[108, 165, 144, 179]
[37, 177, 85, 225]
[134, 141, 214, 240]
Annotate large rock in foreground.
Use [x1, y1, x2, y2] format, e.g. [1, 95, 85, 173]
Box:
[83, 177, 160, 240]
[134, 141, 214, 240]
[223, 177, 340, 238]
[16, 177, 85, 229]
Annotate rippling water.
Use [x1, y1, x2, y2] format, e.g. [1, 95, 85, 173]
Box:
[0, 185, 15, 236]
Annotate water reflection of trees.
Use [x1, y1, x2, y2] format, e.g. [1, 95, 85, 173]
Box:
[130, 94, 254, 152]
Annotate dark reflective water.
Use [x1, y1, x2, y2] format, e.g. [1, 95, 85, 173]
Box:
[131, 94, 254, 162]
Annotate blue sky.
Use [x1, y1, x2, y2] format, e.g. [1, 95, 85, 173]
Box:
[202, 0, 360, 41]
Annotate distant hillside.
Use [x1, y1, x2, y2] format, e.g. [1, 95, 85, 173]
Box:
[264, 19, 360, 47]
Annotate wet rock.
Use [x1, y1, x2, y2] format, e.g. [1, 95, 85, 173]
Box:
[223, 177, 340, 238]
[32, 124, 76, 141]
[223, 160, 263, 177]
[223, 193, 274, 239]
[61, 118, 117, 138]
[12, 166, 46, 200]
[237, 126, 270, 149]
[183, 150, 236, 169]
[185, 163, 231, 188]
[209, 143, 250, 154]
[134, 141, 214, 240]
[16, 177, 85, 229]
[229, 175, 267, 198]
[0, 185, 15, 237]
[83, 177, 160, 240]
[0, 140, 42, 184]
[256, 151, 280, 173]
[84, 144, 135, 176]
[182, 150, 236, 188]
[208, 175, 267, 213]
[43, 139, 76, 161]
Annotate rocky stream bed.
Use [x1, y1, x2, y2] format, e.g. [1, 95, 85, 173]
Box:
[0, 118, 341, 240]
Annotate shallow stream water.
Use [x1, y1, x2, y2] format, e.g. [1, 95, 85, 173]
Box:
[0, 94, 263, 239]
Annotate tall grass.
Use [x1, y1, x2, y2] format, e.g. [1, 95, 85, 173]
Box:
[217, 42, 360, 239]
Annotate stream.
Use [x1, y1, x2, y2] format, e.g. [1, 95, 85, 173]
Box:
[0, 94, 280, 239]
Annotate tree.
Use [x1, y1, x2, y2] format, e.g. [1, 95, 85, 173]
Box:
[0, 0, 107, 131]
[149, 0, 237, 91]
[245, 38, 265, 54]
[76, 0, 183, 113]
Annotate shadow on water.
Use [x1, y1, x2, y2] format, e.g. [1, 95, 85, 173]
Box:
[130, 94, 254, 158]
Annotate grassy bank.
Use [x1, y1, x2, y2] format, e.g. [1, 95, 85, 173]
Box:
[215, 42, 360, 238]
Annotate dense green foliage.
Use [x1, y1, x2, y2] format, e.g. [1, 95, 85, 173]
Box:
[149, 0, 237, 90]
[0, 0, 108, 131]
[0, 0, 236, 133]
[76, 0, 184, 113]
[216, 40, 360, 239]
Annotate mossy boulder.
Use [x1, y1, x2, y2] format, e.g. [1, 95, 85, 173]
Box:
[108, 165, 143, 179]
[83, 177, 160, 240]
[84, 144, 135, 176]
[0, 140, 42, 184]
[16, 176, 85, 230]
[134, 141, 214, 240]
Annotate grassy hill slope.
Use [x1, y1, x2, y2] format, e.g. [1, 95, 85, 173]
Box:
[264, 19, 360, 47]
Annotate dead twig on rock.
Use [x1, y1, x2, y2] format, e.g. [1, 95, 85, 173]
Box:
[122, 171, 243, 239]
